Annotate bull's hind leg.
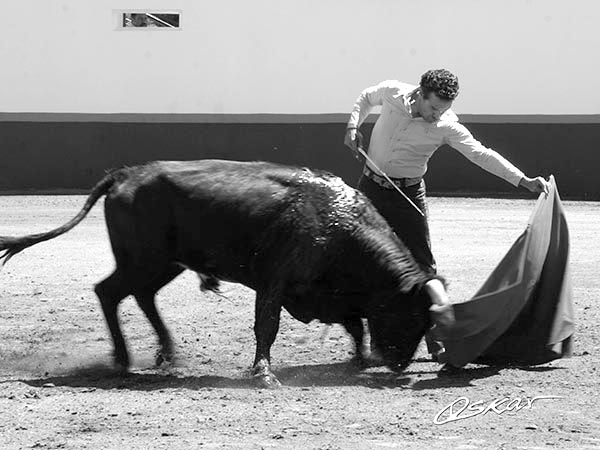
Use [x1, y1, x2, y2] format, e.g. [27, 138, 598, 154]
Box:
[133, 265, 184, 367]
[95, 264, 183, 372]
[94, 271, 131, 372]
[251, 288, 283, 388]
[134, 293, 175, 367]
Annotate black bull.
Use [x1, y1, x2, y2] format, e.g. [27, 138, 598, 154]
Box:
[0, 160, 444, 387]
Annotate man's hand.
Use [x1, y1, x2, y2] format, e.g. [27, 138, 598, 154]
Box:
[425, 278, 455, 329]
[519, 176, 551, 195]
[344, 127, 365, 162]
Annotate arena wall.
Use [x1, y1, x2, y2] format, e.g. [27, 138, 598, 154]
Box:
[1, 115, 598, 199]
[1, 1, 598, 198]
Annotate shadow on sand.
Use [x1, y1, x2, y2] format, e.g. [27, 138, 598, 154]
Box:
[9, 358, 565, 392]
[410, 363, 566, 390]
[13, 360, 407, 391]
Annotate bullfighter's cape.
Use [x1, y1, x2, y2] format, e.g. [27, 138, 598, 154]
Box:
[437, 175, 574, 367]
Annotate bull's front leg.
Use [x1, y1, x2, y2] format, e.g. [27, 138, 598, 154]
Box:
[343, 317, 385, 369]
[342, 317, 368, 368]
[251, 290, 283, 388]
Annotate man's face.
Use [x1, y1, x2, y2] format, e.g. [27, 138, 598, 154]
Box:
[417, 92, 453, 123]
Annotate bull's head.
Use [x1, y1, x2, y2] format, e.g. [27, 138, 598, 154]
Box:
[369, 279, 455, 372]
[368, 292, 432, 371]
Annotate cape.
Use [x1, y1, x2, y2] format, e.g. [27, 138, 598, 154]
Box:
[435, 175, 574, 367]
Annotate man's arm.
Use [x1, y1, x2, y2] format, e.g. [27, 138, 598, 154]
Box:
[344, 81, 393, 158]
[445, 122, 550, 194]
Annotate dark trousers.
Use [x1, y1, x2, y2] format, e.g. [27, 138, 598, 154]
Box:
[357, 175, 436, 275]
[358, 175, 442, 355]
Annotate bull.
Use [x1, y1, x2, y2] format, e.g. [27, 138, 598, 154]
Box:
[0, 160, 451, 387]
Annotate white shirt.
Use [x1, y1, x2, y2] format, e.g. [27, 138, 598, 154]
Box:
[348, 80, 525, 186]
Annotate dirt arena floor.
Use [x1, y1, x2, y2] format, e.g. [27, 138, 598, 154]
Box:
[0, 193, 599, 450]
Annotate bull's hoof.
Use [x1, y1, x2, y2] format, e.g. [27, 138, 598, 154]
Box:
[155, 351, 175, 367]
[113, 361, 130, 376]
[253, 373, 282, 389]
[365, 357, 387, 368]
[349, 354, 368, 370]
[350, 354, 384, 370]
[112, 352, 130, 375]
[387, 360, 411, 373]
[250, 359, 281, 388]
[350, 345, 387, 369]
[358, 349, 387, 368]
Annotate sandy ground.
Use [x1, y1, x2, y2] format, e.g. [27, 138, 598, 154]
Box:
[0, 194, 599, 450]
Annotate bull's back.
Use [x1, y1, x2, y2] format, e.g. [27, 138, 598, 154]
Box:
[165, 160, 301, 268]
[161, 159, 297, 204]
[103, 160, 345, 284]
[103, 159, 423, 300]
[108, 159, 298, 212]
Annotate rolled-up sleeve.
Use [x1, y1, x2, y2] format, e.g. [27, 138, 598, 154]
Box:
[348, 81, 393, 129]
[444, 122, 525, 187]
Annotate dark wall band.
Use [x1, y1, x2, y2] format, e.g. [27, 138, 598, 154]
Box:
[0, 116, 597, 199]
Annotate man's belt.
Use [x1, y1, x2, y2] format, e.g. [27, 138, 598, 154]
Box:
[363, 166, 422, 189]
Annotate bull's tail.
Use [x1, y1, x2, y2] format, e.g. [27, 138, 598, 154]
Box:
[0, 170, 120, 265]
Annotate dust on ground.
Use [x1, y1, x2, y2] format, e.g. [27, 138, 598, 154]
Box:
[0, 195, 599, 449]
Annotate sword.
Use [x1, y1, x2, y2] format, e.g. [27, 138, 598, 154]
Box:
[355, 131, 425, 217]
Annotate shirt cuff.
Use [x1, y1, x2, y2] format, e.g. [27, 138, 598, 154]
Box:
[505, 171, 526, 187]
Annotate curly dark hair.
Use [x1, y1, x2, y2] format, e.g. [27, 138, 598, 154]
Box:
[420, 69, 459, 100]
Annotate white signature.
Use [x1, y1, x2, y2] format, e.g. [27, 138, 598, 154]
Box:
[434, 395, 561, 425]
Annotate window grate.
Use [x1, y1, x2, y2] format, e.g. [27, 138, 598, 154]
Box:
[120, 12, 181, 29]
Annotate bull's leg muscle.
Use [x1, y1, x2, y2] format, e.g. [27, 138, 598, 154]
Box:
[251, 289, 283, 388]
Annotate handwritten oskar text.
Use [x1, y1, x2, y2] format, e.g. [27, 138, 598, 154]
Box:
[434, 396, 561, 425]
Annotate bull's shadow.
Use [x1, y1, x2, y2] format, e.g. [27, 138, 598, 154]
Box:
[274, 362, 413, 389]
[17, 368, 251, 392]
[15, 361, 412, 391]
[11, 358, 532, 392]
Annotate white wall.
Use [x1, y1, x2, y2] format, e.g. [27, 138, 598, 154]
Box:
[1, 0, 598, 115]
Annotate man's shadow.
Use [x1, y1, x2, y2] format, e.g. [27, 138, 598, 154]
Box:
[410, 361, 563, 390]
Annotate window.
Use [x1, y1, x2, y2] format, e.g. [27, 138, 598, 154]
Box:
[119, 12, 181, 29]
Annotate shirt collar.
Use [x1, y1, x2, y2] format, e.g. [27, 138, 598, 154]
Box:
[403, 87, 423, 120]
